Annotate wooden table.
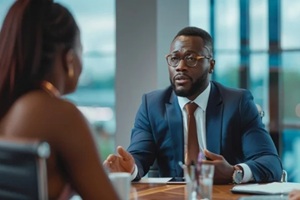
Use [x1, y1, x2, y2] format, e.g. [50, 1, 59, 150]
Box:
[130, 183, 249, 200]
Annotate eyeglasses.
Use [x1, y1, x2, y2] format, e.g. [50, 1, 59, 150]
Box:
[165, 54, 211, 68]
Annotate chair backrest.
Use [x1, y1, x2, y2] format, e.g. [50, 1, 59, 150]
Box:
[281, 169, 288, 182]
[0, 138, 50, 200]
[255, 104, 265, 118]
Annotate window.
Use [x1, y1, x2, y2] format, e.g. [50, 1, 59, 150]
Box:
[57, 0, 116, 159]
[249, 0, 269, 124]
[190, 0, 300, 182]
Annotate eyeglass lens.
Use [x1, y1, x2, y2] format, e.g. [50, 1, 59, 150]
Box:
[167, 55, 201, 67]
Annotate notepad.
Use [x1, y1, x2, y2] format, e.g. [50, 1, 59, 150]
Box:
[136, 177, 172, 184]
[238, 195, 288, 200]
[231, 182, 300, 195]
[135, 177, 185, 184]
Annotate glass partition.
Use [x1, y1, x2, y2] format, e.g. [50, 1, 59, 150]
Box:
[249, 0, 268, 51]
[281, 0, 300, 49]
[214, 0, 240, 88]
[189, 0, 210, 31]
[214, 0, 240, 51]
[249, 54, 269, 124]
[213, 53, 240, 88]
[58, 0, 116, 159]
[281, 0, 300, 182]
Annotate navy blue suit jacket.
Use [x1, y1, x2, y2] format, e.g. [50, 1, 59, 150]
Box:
[127, 81, 282, 182]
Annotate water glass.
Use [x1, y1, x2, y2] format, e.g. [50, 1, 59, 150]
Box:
[109, 172, 131, 200]
[198, 164, 214, 200]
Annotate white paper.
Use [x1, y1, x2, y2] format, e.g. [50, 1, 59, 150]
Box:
[231, 182, 300, 195]
[136, 177, 173, 184]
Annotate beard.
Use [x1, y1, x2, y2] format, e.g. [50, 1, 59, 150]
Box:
[170, 68, 209, 98]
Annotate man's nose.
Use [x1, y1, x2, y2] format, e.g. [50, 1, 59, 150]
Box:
[175, 59, 187, 71]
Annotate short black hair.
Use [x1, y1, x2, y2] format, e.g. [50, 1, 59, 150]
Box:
[173, 26, 213, 55]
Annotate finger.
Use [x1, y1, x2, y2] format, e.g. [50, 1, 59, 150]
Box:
[106, 154, 117, 162]
[103, 160, 108, 165]
[204, 149, 223, 160]
[201, 159, 214, 165]
[117, 146, 132, 160]
[103, 160, 110, 168]
[116, 146, 125, 155]
[103, 160, 114, 171]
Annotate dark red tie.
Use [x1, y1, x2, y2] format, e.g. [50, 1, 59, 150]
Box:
[185, 102, 199, 165]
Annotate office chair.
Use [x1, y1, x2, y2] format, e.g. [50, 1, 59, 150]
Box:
[255, 104, 265, 119]
[281, 170, 288, 182]
[0, 138, 50, 200]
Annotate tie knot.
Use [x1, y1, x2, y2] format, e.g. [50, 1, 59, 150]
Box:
[185, 102, 198, 115]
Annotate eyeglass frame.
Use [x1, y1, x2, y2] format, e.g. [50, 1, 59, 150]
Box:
[165, 53, 212, 68]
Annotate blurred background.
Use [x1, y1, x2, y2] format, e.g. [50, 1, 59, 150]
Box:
[1, 0, 300, 182]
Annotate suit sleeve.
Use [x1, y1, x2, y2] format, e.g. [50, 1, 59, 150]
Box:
[240, 91, 283, 182]
[127, 94, 156, 180]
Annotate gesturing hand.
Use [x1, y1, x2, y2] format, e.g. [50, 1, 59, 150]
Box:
[202, 149, 234, 184]
[103, 146, 135, 174]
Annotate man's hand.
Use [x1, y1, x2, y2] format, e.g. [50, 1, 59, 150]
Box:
[202, 149, 234, 184]
[103, 146, 135, 174]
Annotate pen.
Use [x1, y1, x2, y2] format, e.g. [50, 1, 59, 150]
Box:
[198, 151, 205, 165]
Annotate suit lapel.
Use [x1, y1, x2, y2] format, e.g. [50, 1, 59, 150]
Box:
[166, 91, 184, 176]
[206, 82, 223, 154]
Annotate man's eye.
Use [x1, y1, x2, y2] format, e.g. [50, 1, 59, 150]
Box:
[185, 56, 196, 62]
[170, 56, 179, 62]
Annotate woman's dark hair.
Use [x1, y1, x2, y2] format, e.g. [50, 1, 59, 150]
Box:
[0, 0, 79, 117]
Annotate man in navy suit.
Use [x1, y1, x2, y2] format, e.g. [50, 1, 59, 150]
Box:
[104, 26, 282, 184]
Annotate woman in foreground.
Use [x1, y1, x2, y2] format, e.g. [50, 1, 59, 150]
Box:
[0, 0, 119, 199]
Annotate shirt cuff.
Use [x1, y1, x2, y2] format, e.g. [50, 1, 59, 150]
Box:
[130, 164, 138, 181]
[238, 163, 254, 183]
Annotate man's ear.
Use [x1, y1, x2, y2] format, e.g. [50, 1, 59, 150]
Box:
[209, 59, 215, 73]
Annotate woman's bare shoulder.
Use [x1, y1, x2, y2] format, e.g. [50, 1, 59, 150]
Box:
[15, 90, 81, 117]
[4, 91, 88, 138]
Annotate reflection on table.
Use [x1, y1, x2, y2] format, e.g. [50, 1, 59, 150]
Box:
[130, 182, 249, 200]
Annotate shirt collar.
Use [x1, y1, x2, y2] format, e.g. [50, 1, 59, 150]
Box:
[177, 82, 211, 111]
